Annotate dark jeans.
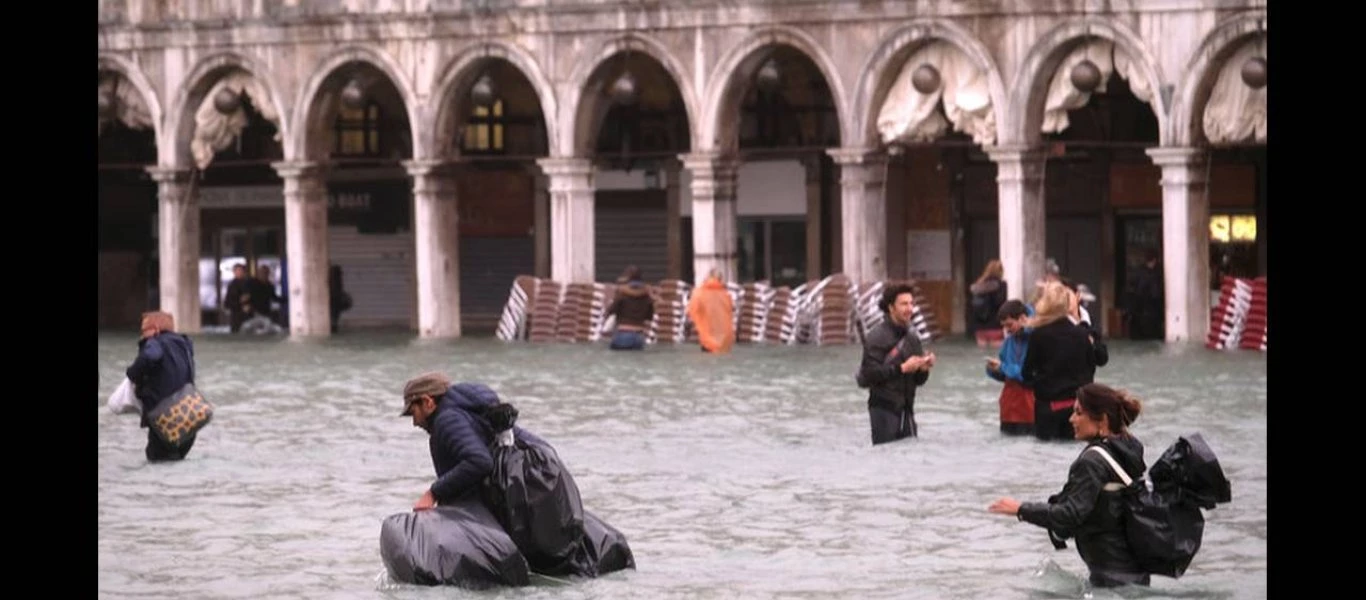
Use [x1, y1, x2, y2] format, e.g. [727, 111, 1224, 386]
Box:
[146, 429, 196, 462]
[868, 404, 917, 445]
[229, 311, 248, 333]
[1034, 399, 1076, 441]
[609, 330, 646, 350]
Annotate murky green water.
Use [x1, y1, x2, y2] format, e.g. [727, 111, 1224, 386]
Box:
[97, 333, 1267, 599]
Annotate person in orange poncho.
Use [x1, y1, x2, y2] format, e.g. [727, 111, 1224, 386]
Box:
[686, 270, 735, 354]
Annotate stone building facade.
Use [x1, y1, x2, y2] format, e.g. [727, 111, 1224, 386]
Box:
[97, 0, 1268, 341]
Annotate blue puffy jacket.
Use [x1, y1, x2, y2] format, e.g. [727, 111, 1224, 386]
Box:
[428, 383, 548, 503]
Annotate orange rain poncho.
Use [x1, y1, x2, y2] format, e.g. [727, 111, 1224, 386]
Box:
[686, 276, 735, 354]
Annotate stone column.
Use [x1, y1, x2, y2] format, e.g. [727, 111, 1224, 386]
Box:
[663, 158, 684, 281]
[680, 151, 740, 284]
[272, 161, 330, 337]
[827, 147, 888, 285]
[404, 159, 462, 338]
[984, 146, 1047, 305]
[536, 157, 595, 283]
[146, 167, 201, 333]
[1146, 147, 1210, 343]
[529, 165, 551, 279]
[802, 155, 824, 282]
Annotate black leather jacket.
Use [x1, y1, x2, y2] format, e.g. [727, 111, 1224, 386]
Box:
[1019, 435, 1150, 587]
[856, 319, 929, 411]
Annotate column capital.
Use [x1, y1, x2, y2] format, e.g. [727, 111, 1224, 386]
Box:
[271, 161, 325, 180]
[678, 151, 740, 173]
[983, 144, 1046, 164]
[145, 166, 194, 183]
[825, 146, 886, 167]
[402, 159, 459, 178]
[1145, 146, 1207, 168]
[536, 156, 593, 177]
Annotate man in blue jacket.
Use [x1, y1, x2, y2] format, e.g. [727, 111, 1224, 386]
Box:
[985, 300, 1035, 436]
[401, 372, 547, 510]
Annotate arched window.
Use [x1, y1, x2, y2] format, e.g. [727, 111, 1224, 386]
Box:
[335, 102, 381, 156]
[463, 99, 506, 154]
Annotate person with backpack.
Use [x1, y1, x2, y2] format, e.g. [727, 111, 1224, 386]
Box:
[400, 372, 550, 510]
[987, 382, 1150, 588]
[855, 282, 936, 446]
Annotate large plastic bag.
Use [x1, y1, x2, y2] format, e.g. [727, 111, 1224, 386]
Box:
[479, 403, 585, 564]
[1114, 433, 1233, 578]
[523, 509, 637, 578]
[107, 377, 141, 415]
[379, 497, 530, 589]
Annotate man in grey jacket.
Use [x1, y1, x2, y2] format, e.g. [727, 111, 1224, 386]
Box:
[856, 283, 936, 445]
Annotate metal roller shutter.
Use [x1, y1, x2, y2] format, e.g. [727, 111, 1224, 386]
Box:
[461, 236, 535, 332]
[595, 190, 668, 283]
[328, 226, 414, 328]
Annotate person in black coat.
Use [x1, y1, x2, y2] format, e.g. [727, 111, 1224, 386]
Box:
[1125, 250, 1164, 340]
[224, 263, 253, 333]
[856, 282, 936, 446]
[400, 372, 548, 509]
[989, 382, 1150, 589]
[125, 310, 199, 461]
[1022, 281, 1104, 441]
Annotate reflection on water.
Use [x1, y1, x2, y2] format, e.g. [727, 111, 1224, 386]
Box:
[98, 333, 1267, 600]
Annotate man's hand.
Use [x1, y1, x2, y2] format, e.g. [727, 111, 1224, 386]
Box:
[413, 489, 436, 511]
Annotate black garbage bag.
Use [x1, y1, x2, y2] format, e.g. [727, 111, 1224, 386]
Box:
[526, 509, 637, 578]
[379, 497, 530, 589]
[480, 403, 586, 563]
[1149, 432, 1233, 509]
[1120, 433, 1233, 579]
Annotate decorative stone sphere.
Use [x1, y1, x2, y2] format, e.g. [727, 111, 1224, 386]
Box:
[340, 78, 367, 110]
[1241, 56, 1267, 89]
[213, 87, 241, 114]
[99, 90, 115, 119]
[611, 72, 637, 105]
[911, 64, 941, 94]
[756, 59, 781, 92]
[470, 74, 496, 106]
[1070, 59, 1102, 93]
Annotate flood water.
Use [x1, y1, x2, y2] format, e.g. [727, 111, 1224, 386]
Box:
[97, 332, 1267, 600]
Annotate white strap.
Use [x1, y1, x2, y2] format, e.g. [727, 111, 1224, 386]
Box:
[1087, 445, 1133, 487]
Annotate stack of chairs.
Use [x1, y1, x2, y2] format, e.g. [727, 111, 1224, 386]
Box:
[1237, 277, 1267, 351]
[526, 279, 563, 343]
[650, 279, 691, 344]
[495, 275, 537, 342]
[736, 281, 774, 343]
[764, 286, 800, 344]
[586, 282, 614, 343]
[1206, 276, 1252, 350]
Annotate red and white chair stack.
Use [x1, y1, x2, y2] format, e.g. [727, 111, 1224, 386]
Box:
[1206, 276, 1266, 352]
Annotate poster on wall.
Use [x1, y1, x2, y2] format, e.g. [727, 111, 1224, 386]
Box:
[907, 229, 952, 281]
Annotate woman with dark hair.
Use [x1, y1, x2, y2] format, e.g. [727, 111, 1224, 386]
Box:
[125, 311, 200, 461]
[988, 382, 1149, 589]
[604, 265, 654, 350]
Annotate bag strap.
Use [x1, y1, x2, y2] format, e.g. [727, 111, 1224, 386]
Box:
[1087, 445, 1133, 486]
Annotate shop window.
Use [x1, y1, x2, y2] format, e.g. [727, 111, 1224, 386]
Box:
[1209, 214, 1256, 244]
[463, 99, 506, 154]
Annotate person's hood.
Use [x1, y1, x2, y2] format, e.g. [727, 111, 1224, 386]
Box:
[1093, 434, 1147, 481]
[617, 280, 649, 297]
[436, 382, 500, 414]
[700, 277, 727, 291]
